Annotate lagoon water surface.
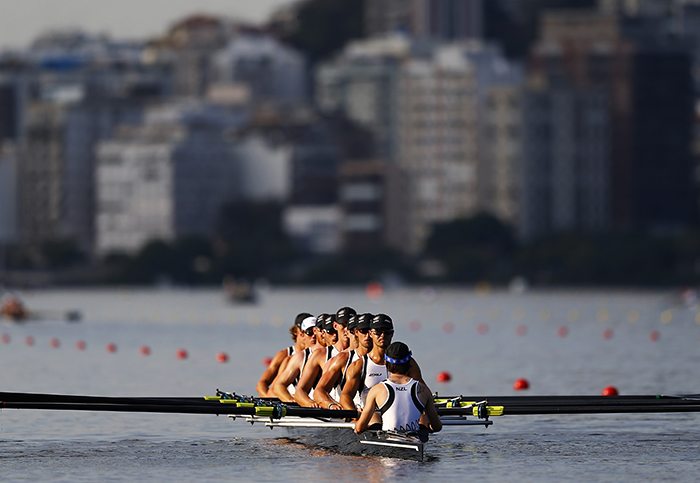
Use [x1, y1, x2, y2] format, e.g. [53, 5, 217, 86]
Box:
[1, 287, 699, 481]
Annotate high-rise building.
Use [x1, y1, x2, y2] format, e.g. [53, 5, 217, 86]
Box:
[522, 9, 696, 238]
[365, 0, 483, 40]
[0, 143, 18, 246]
[211, 34, 308, 105]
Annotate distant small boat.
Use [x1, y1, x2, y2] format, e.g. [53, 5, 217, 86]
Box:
[223, 277, 257, 304]
[1, 293, 82, 323]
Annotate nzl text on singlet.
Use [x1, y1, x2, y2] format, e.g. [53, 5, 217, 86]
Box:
[378, 378, 424, 433]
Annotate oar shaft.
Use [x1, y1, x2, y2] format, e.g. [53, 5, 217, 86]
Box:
[1, 401, 358, 419]
[2, 402, 258, 415]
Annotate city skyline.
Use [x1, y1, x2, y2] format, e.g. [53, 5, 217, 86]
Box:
[0, 0, 294, 50]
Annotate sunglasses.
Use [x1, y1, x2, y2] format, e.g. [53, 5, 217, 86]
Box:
[372, 329, 394, 336]
[304, 328, 315, 336]
[324, 328, 337, 335]
[354, 328, 370, 335]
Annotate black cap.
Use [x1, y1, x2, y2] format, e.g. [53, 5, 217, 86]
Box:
[352, 313, 373, 330]
[316, 313, 329, 328]
[323, 313, 337, 331]
[294, 312, 313, 328]
[386, 341, 412, 365]
[371, 313, 393, 331]
[336, 306, 356, 326]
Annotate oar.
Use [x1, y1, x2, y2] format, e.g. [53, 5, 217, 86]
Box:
[438, 403, 700, 416]
[1, 401, 358, 419]
[0, 391, 210, 406]
[0, 391, 286, 407]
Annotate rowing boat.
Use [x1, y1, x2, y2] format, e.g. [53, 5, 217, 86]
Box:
[2, 390, 700, 461]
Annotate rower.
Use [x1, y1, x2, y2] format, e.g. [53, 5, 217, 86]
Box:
[293, 313, 351, 407]
[270, 316, 320, 402]
[314, 313, 330, 347]
[340, 314, 426, 411]
[334, 306, 356, 349]
[1, 295, 28, 321]
[256, 312, 312, 397]
[355, 341, 441, 436]
[313, 312, 373, 410]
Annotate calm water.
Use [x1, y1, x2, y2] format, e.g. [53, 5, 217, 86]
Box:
[1, 287, 700, 481]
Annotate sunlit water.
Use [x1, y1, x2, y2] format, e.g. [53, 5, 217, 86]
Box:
[1, 287, 699, 481]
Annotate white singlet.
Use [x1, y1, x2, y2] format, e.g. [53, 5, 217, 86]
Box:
[358, 354, 388, 409]
[378, 378, 424, 433]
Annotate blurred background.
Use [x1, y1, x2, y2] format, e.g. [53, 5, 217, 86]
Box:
[1, 0, 700, 291]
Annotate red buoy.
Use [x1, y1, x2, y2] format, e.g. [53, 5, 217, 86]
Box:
[25, 335, 35, 346]
[176, 348, 188, 360]
[436, 371, 452, 383]
[649, 330, 660, 342]
[557, 326, 569, 338]
[76, 340, 87, 351]
[603, 328, 614, 340]
[216, 352, 229, 363]
[139, 345, 151, 356]
[442, 322, 455, 334]
[106, 342, 118, 353]
[409, 320, 422, 332]
[50, 337, 60, 349]
[513, 378, 530, 391]
[516, 324, 528, 337]
[476, 323, 489, 335]
[1, 333, 10, 344]
[602, 385, 619, 396]
[263, 356, 273, 366]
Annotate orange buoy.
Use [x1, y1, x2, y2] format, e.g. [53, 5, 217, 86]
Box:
[557, 326, 569, 338]
[263, 356, 273, 366]
[50, 337, 60, 349]
[516, 324, 528, 336]
[602, 385, 619, 396]
[106, 342, 118, 353]
[140, 345, 151, 356]
[649, 330, 660, 342]
[76, 340, 87, 351]
[513, 378, 530, 391]
[216, 352, 229, 363]
[436, 371, 452, 383]
[176, 348, 188, 360]
[603, 328, 614, 340]
[25, 335, 35, 346]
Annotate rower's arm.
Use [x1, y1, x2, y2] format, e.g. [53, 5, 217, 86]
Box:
[270, 351, 302, 402]
[340, 359, 362, 410]
[354, 384, 382, 434]
[294, 350, 323, 408]
[313, 354, 346, 408]
[418, 382, 442, 433]
[408, 358, 432, 394]
[256, 349, 287, 397]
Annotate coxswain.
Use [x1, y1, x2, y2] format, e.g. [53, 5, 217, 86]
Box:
[293, 313, 351, 407]
[354, 341, 441, 436]
[313, 312, 373, 410]
[340, 314, 426, 412]
[270, 316, 320, 402]
[256, 312, 312, 397]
